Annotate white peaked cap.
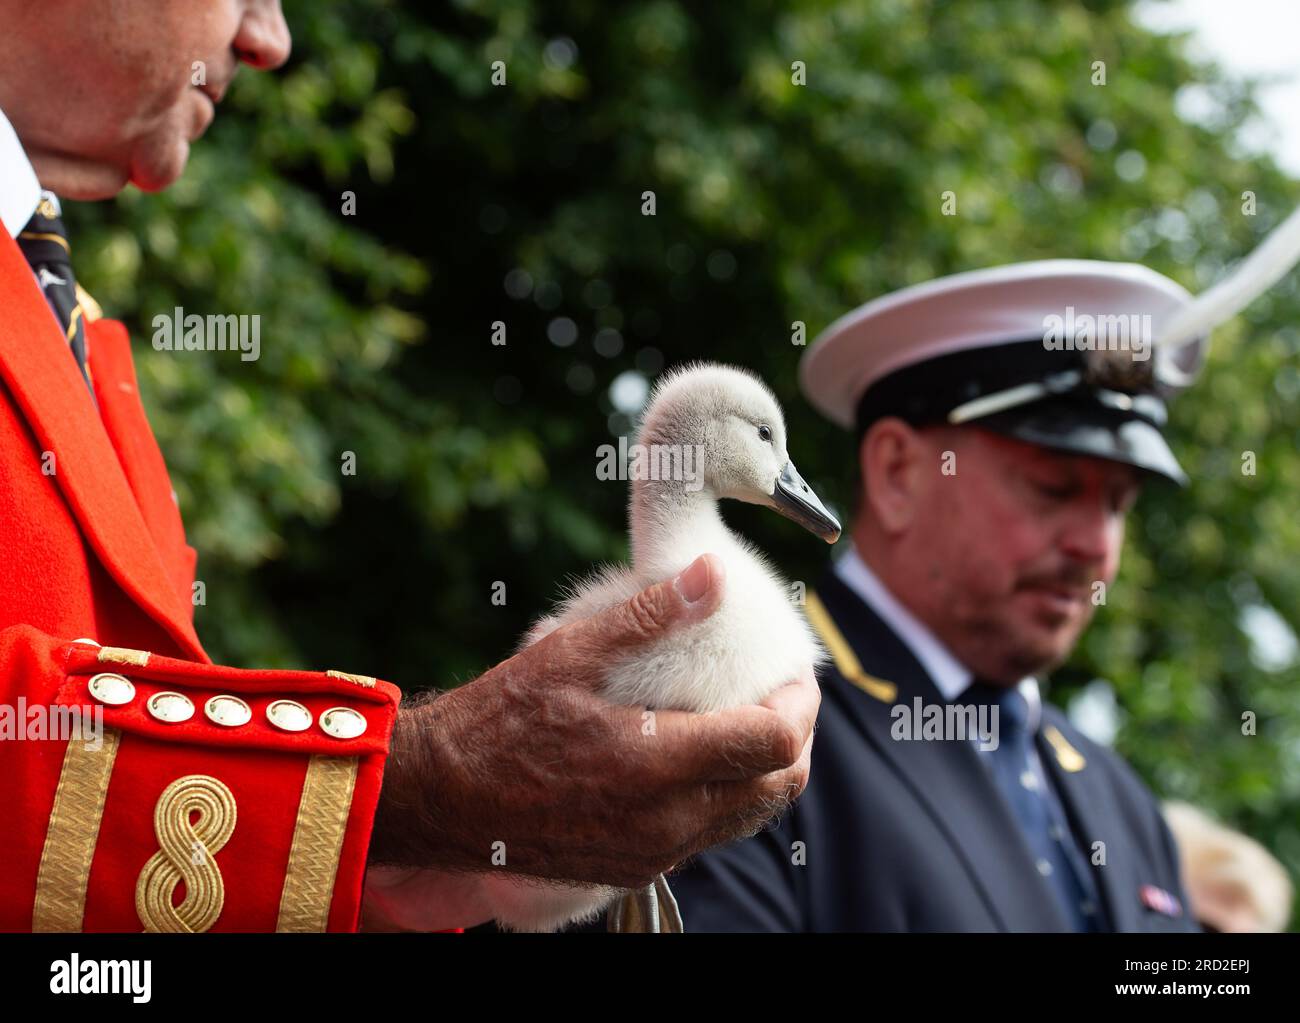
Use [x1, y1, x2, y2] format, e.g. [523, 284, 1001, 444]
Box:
[799, 259, 1207, 431]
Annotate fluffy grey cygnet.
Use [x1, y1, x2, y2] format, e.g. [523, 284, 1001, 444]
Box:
[480, 362, 841, 932]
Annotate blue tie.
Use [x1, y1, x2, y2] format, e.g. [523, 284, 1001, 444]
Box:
[964, 681, 1105, 931]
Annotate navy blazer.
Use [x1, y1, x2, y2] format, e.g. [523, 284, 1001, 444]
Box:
[668, 569, 1199, 932]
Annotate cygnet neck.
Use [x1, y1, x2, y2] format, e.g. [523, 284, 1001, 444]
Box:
[629, 474, 734, 577]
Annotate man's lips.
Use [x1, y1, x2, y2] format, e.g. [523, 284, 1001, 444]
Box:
[197, 79, 229, 106]
[1020, 584, 1089, 617]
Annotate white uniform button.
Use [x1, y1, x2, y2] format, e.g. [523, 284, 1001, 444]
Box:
[147, 691, 195, 724]
[1036, 859, 1053, 877]
[1020, 769, 1038, 790]
[87, 672, 135, 706]
[1050, 824, 1065, 841]
[266, 699, 312, 733]
[205, 695, 252, 727]
[320, 706, 367, 739]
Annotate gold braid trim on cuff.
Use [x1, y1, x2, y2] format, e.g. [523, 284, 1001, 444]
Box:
[325, 669, 377, 688]
[32, 728, 122, 931]
[97, 646, 150, 667]
[276, 755, 359, 932]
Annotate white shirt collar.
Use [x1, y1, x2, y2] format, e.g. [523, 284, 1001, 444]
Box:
[833, 542, 1041, 730]
[0, 106, 41, 239]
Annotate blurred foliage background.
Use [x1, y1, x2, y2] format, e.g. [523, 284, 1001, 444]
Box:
[65, 0, 1298, 922]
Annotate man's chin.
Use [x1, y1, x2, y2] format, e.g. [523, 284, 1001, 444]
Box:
[974, 609, 1079, 678]
[130, 139, 190, 193]
[1010, 622, 1082, 677]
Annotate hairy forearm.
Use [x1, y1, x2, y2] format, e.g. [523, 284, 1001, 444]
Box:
[368, 689, 460, 869]
[363, 687, 501, 931]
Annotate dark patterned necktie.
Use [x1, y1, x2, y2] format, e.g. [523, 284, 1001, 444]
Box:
[963, 679, 1107, 931]
[16, 190, 94, 394]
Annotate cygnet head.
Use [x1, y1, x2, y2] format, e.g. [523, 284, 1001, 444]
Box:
[636, 363, 841, 543]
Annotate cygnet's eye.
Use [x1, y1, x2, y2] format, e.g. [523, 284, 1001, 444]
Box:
[757, 424, 773, 443]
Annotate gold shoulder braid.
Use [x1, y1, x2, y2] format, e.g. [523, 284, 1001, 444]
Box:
[1043, 724, 1087, 772]
[804, 591, 897, 703]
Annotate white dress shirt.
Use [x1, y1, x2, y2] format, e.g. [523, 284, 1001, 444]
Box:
[0, 106, 41, 239]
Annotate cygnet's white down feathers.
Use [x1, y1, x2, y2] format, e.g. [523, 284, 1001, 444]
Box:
[479, 363, 828, 931]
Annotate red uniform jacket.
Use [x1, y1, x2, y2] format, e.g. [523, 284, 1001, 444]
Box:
[0, 228, 400, 932]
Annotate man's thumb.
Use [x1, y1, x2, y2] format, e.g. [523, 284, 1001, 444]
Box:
[577, 553, 725, 652]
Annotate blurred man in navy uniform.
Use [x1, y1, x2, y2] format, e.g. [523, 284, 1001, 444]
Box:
[670, 261, 1205, 932]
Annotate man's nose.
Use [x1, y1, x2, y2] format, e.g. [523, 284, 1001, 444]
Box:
[234, 0, 293, 71]
[1059, 496, 1120, 569]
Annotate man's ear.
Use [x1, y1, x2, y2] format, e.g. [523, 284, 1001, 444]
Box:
[859, 417, 927, 535]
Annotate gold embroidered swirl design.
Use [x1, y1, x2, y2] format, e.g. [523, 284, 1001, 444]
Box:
[135, 775, 237, 933]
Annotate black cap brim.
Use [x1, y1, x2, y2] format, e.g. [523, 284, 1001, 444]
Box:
[975, 400, 1187, 486]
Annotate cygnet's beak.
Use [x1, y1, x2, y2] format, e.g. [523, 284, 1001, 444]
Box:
[770, 461, 841, 543]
